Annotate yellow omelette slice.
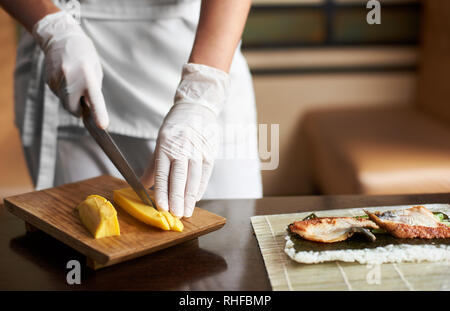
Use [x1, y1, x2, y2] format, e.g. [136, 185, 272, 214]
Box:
[113, 187, 183, 232]
[77, 195, 120, 239]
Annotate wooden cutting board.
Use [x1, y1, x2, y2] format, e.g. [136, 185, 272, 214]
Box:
[4, 175, 226, 270]
[251, 204, 450, 291]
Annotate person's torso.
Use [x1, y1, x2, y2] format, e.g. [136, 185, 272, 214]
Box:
[16, 0, 256, 141]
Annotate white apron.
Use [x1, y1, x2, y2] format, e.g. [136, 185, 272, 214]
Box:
[14, 0, 263, 199]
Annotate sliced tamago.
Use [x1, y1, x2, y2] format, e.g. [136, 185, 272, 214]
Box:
[113, 187, 183, 232]
[171, 216, 184, 232]
[161, 210, 175, 228]
[113, 188, 169, 230]
[77, 195, 120, 239]
[161, 211, 184, 232]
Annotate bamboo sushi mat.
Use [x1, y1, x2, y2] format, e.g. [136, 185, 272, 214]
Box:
[251, 204, 450, 291]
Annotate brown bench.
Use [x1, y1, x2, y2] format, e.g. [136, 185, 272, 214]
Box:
[303, 0, 450, 195]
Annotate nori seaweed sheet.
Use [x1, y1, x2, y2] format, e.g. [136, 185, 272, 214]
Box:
[287, 227, 450, 252]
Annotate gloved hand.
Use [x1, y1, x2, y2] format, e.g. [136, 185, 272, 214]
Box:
[141, 63, 230, 218]
[32, 11, 109, 129]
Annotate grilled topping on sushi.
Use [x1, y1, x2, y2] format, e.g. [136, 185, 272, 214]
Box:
[288, 217, 379, 243]
[365, 206, 450, 239]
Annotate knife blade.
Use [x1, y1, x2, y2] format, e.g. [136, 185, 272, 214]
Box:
[80, 97, 158, 210]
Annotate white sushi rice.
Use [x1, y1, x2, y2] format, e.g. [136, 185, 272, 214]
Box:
[284, 235, 450, 264]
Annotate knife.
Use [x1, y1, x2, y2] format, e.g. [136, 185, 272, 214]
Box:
[80, 97, 158, 210]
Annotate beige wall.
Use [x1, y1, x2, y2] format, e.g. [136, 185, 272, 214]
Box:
[252, 69, 417, 196]
[0, 11, 33, 201]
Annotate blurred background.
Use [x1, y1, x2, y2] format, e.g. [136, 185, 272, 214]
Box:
[1, 0, 449, 201]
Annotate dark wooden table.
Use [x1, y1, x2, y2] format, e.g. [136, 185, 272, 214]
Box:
[0, 192, 449, 290]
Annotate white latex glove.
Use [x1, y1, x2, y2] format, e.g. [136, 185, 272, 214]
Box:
[32, 11, 109, 129]
[141, 63, 230, 218]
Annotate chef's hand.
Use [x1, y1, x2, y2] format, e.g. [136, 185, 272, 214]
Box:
[141, 63, 230, 218]
[32, 11, 109, 129]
